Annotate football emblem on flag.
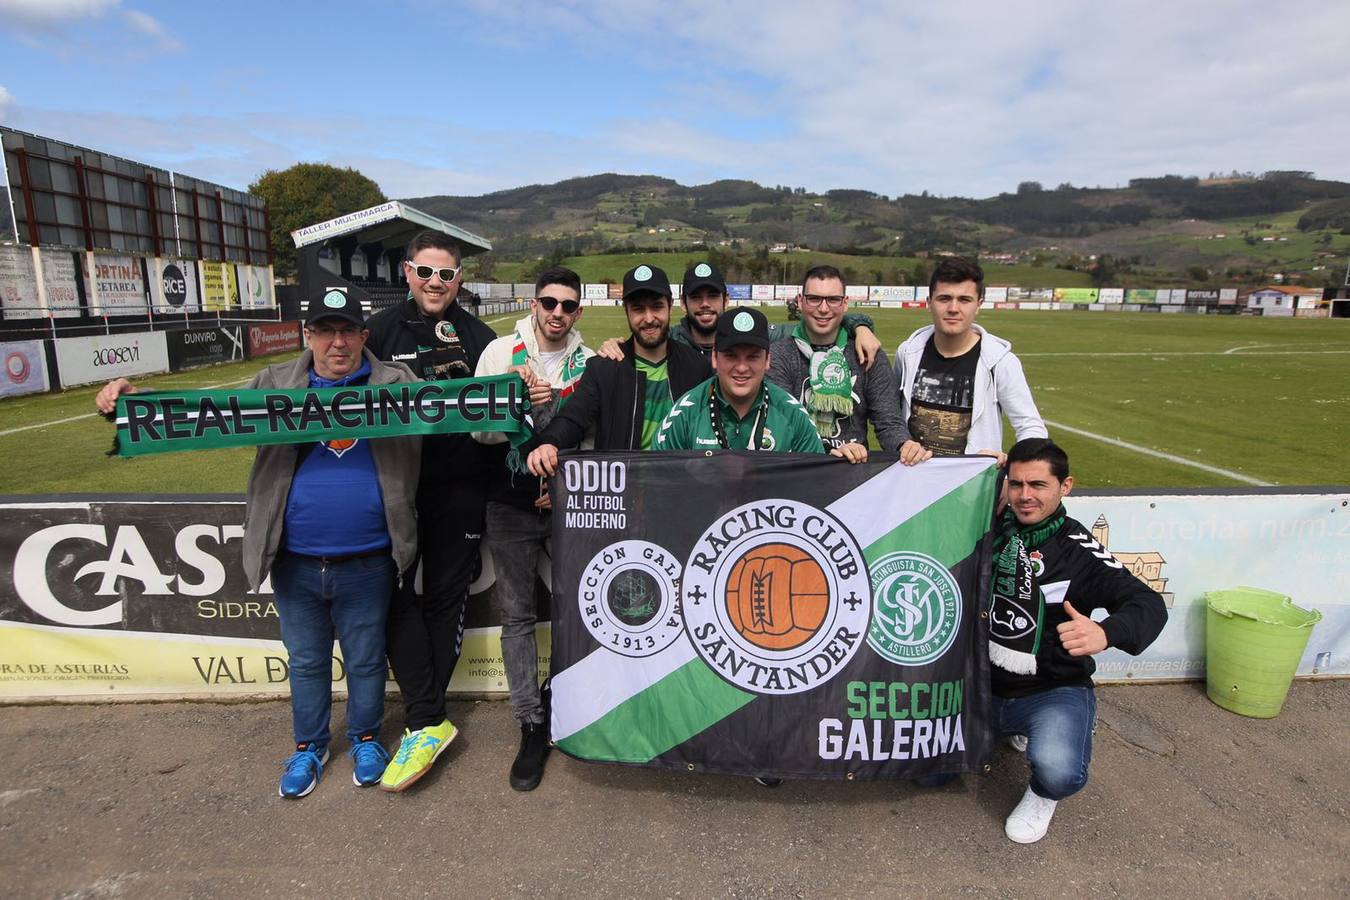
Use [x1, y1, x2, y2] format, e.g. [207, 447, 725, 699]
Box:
[578, 540, 685, 658]
[726, 543, 828, 651]
[683, 500, 871, 695]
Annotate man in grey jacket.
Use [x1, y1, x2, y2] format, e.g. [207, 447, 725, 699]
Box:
[894, 257, 1046, 463]
[769, 264, 930, 465]
[96, 288, 420, 800]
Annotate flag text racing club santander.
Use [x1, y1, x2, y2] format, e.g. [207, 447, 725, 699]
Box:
[548, 452, 999, 781]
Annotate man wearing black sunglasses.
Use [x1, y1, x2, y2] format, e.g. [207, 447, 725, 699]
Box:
[472, 266, 594, 791]
[364, 229, 498, 791]
[525, 264, 712, 477]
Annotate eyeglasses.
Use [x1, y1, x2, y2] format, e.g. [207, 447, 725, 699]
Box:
[537, 296, 581, 314]
[801, 294, 847, 309]
[306, 324, 363, 340]
[406, 262, 462, 282]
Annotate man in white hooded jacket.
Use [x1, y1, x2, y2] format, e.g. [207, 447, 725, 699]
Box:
[473, 266, 594, 791]
[894, 257, 1046, 462]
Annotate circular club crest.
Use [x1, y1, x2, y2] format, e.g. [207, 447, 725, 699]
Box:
[634, 265, 653, 282]
[5, 351, 29, 383]
[433, 320, 458, 344]
[867, 551, 961, 666]
[694, 262, 712, 277]
[733, 311, 755, 332]
[323, 289, 346, 308]
[578, 540, 684, 658]
[682, 500, 871, 695]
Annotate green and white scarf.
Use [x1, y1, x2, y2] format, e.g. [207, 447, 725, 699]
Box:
[792, 323, 855, 437]
[988, 504, 1067, 675]
[511, 328, 588, 404]
[110, 374, 529, 458]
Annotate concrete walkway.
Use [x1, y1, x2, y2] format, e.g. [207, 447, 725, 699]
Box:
[1, 680, 1346, 898]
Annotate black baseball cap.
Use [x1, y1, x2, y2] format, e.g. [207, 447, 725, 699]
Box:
[714, 307, 771, 351]
[622, 264, 672, 302]
[304, 287, 365, 327]
[682, 261, 726, 296]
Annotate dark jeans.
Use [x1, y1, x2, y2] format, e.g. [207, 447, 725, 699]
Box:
[992, 685, 1097, 800]
[270, 550, 395, 748]
[386, 482, 485, 731]
[484, 501, 550, 725]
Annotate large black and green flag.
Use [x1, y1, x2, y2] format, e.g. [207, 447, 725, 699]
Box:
[110, 374, 528, 457]
[549, 452, 999, 781]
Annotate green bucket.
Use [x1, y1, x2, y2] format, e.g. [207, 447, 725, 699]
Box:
[1205, 587, 1321, 718]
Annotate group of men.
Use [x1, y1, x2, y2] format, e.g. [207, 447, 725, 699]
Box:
[95, 231, 1166, 845]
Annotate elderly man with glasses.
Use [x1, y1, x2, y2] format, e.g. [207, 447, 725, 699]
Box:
[767, 264, 930, 466]
[364, 230, 499, 791]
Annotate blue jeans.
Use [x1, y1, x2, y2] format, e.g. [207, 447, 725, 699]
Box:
[993, 686, 1096, 801]
[270, 551, 395, 748]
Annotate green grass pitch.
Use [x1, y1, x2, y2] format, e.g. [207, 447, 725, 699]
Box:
[1, 308, 1345, 495]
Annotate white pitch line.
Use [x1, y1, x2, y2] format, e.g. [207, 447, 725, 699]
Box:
[1044, 419, 1271, 486]
[1020, 349, 1350, 358]
[0, 376, 253, 439]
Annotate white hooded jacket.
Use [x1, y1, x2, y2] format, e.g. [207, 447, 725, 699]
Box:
[893, 323, 1047, 453]
[473, 314, 594, 445]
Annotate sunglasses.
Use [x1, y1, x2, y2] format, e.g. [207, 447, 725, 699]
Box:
[407, 262, 462, 282]
[537, 296, 581, 314]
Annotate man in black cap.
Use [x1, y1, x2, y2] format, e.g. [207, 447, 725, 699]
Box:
[653, 307, 828, 454]
[597, 260, 886, 368]
[525, 264, 711, 477]
[95, 288, 421, 799]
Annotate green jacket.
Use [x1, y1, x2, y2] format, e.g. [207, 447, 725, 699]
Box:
[654, 376, 824, 453]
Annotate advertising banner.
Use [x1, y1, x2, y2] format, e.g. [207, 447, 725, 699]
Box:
[774, 284, 797, 300]
[238, 265, 274, 310]
[166, 325, 245, 371]
[200, 261, 239, 311]
[915, 287, 930, 302]
[1219, 288, 1238, 304]
[245, 321, 302, 358]
[1187, 289, 1220, 302]
[1158, 289, 1185, 304]
[92, 254, 148, 314]
[582, 284, 608, 302]
[728, 284, 752, 301]
[869, 286, 914, 304]
[151, 259, 200, 314]
[52, 331, 170, 387]
[1054, 287, 1099, 304]
[984, 287, 1008, 303]
[1125, 288, 1157, 304]
[751, 284, 774, 301]
[607, 283, 624, 301]
[40, 250, 83, 318]
[1098, 288, 1125, 303]
[0, 499, 549, 699]
[0, 340, 50, 398]
[845, 285, 869, 302]
[1008, 287, 1053, 301]
[0, 244, 40, 319]
[549, 453, 999, 781]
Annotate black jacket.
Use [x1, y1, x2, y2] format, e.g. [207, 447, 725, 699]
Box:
[531, 337, 711, 451]
[992, 515, 1169, 699]
[364, 295, 497, 485]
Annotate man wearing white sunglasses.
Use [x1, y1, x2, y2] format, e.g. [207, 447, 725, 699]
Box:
[365, 230, 498, 791]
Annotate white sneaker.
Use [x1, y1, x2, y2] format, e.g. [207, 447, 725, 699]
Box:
[1005, 786, 1058, 844]
[1006, 734, 1028, 753]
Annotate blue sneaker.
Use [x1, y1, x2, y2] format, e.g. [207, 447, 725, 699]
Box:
[350, 737, 391, 787]
[279, 742, 329, 799]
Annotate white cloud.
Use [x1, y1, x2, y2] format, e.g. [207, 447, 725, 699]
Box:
[456, 0, 1350, 197]
[0, 0, 119, 31]
[121, 9, 182, 52]
[0, 85, 12, 123]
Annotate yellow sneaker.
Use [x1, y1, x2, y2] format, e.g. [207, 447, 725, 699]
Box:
[379, 720, 458, 792]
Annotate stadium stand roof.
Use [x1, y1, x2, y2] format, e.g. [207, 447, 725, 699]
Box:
[290, 201, 491, 256]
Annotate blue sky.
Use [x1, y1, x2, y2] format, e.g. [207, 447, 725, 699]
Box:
[2, 0, 1348, 200]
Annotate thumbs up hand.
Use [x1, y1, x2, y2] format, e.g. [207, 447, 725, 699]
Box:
[1056, 601, 1109, 657]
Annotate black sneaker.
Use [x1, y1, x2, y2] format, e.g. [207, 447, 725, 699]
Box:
[754, 776, 784, 788]
[509, 721, 550, 792]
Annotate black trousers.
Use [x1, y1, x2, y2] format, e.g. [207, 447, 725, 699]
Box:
[386, 481, 486, 731]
